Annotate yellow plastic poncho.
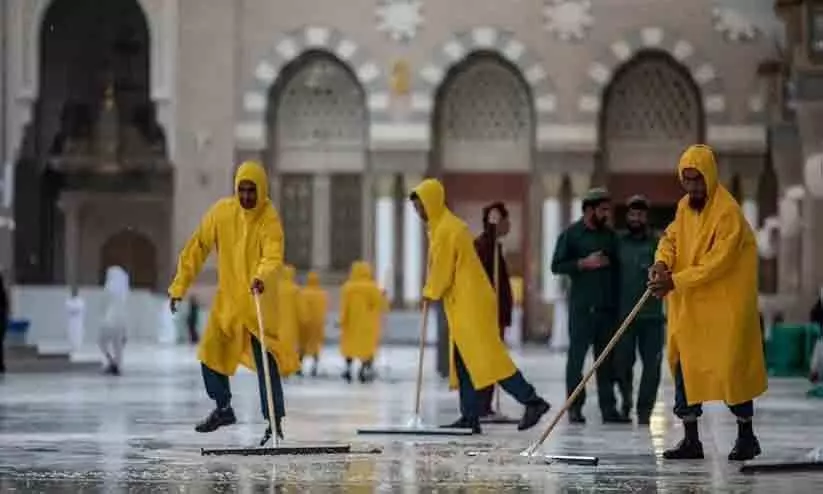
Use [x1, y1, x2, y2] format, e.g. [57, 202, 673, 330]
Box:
[339, 261, 388, 361]
[655, 144, 767, 406]
[414, 179, 517, 390]
[277, 265, 300, 357]
[168, 161, 299, 377]
[298, 271, 328, 357]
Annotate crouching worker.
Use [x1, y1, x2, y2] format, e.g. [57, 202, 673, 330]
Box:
[298, 271, 328, 377]
[410, 179, 551, 434]
[648, 144, 767, 461]
[339, 261, 388, 383]
[168, 161, 299, 446]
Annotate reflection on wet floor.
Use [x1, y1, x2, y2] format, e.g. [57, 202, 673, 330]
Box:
[1, 345, 822, 492]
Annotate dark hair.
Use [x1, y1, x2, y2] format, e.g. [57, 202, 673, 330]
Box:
[627, 196, 650, 211]
[482, 202, 509, 227]
[409, 192, 419, 201]
[582, 197, 609, 210]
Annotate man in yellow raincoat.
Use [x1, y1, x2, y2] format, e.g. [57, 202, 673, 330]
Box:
[410, 178, 551, 434]
[648, 144, 767, 461]
[168, 161, 299, 446]
[339, 261, 387, 383]
[297, 271, 328, 377]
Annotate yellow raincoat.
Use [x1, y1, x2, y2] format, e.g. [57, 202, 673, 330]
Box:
[655, 144, 767, 405]
[298, 271, 328, 357]
[339, 261, 388, 361]
[276, 265, 300, 357]
[168, 161, 299, 377]
[413, 179, 517, 390]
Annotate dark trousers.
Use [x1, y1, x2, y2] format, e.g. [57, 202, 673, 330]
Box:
[566, 310, 618, 415]
[201, 334, 286, 420]
[613, 318, 664, 417]
[673, 363, 753, 419]
[455, 348, 538, 420]
[477, 327, 507, 414]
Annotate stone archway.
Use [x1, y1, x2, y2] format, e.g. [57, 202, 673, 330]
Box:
[601, 50, 704, 230]
[100, 229, 157, 290]
[267, 51, 368, 273]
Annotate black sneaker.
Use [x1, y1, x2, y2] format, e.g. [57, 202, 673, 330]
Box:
[441, 417, 482, 434]
[568, 409, 586, 424]
[728, 435, 762, 461]
[342, 370, 352, 383]
[194, 407, 237, 433]
[663, 438, 705, 460]
[518, 399, 551, 431]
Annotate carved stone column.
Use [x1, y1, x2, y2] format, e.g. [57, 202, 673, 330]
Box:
[311, 173, 331, 271]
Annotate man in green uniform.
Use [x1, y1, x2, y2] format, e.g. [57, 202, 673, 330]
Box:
[551, 188, 627, 424]
[613, 195, 665, 425]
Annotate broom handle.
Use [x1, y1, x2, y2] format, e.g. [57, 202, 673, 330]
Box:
[492, 232, 502, 413]
[525, 288, 652, 455]
[253, 292, 278, 440]
[413, 300, 430, 417]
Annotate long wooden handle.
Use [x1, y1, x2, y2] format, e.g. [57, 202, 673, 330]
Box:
[413, 300, 430, 417]
[524, 289, 653, 456]
[253, 293, 278, 439]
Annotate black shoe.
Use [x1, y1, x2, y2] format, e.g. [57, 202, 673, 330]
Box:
[310, 364, 319, 377]
[441, 417, 482, 434]
[342, 370, 352, 382]
[295, 369, 303, 377]
[568, 409, 586, 424]
[663, 438, 705, 460]
[637, 412, 652, 425]
[194, 407, 237, 433]
[728, 435, 761, 461]
[518, 399, 551, 431]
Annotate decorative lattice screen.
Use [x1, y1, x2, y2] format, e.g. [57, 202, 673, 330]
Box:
[276, 56, 366, 147]
[439, 58, 532, 142]
[604, 52, 702, 173]
[280, 174, 313, 270]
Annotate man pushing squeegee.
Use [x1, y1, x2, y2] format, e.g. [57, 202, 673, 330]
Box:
[524, 144, 767, 463]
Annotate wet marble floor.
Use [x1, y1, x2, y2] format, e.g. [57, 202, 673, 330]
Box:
[1, 344, 822, 493]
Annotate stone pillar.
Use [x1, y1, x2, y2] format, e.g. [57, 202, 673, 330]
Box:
[569, 173, 591, 223]
[361, 172, 375, 263]
[540, 174, 564, 303]
[374, 175, 396, 300]
[402, 173, 423, 307]
[311, 173, 330, 271]
[740, 174, 760, 230]
[59, 195, 81, 289]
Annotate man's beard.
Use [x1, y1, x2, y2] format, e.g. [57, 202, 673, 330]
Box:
[688, 196, 706, 211]
[627, 222, 645, 235]
[592, 216, 608, 229]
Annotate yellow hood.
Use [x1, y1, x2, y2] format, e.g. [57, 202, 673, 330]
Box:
[235, 160, 270, 214]
[678, 144, 719, 199]
[412, 179, 447, 227]
[349, 261, 372, 281]
[306, 271, 320, 287]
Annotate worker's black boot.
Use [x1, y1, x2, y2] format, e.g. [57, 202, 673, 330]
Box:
[518, 398, 551, 431]
[663, 420, 704, 460]
[568, 408, 586, 424]
[195, 406, 237, 433]
[728, 419, 761, 461]
[441, 416, 482, 434]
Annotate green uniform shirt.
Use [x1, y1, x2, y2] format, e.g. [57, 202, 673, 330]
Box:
[617, 230, 664, 321]
[551, 220, 619, 315]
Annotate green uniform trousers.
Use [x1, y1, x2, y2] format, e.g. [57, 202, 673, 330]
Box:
[566, 309, 618, 415]
[613, 318, 664, 418]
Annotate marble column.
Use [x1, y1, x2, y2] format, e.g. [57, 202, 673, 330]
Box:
[540, 174, 564, 303]
[59, 195, 81, 289]
[402, 173, 423, 307]
[311, 173, 331, 271]
[740, 174, 760, 230]
[374, 175, 396, 300]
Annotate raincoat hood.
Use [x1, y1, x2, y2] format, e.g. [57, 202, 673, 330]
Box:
[104, 265, 130, 300]
[234, 161, 270, 213]
[306, 271, 320, 287]
[349, 261, 372, 281]
[678, 144, 719, 199]
[412, 179, 447, 226]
